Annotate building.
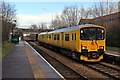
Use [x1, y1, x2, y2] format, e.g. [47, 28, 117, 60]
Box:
[79, 12, 120, 28]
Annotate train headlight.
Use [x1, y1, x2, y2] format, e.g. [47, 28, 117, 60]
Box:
[99, 46, 104, 49]
[81, 30, 83, 33]
[82, 46, 87, 49]
[102, 30, 104, 33]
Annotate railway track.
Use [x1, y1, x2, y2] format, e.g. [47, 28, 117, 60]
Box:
[103, 53, 120, 66]
[28, 42, 87, 80]
[29, 42, 120, 80]
[84, 62, 120, 80]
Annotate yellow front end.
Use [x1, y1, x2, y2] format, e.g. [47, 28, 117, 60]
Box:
[80, 55, 103, 62]
[79, 40, 105, 62]
[79, 26, 106, 62]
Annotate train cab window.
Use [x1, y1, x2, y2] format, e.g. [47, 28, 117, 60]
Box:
[54, 34, 56, 40]
[80, 28, 104, 40]
[65, 34, 69, 41]
[96, 29, 104, 40]
[80, 29, 88, 40]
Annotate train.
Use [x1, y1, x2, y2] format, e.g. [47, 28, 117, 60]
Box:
[23, 33, 38, 41]
[38, 24, 106, 62]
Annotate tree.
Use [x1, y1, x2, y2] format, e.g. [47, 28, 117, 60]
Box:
[52, 15, 63, 29]
[52, 5, 81, 29]
[61, 5, 80, 27]
[29, 24, 38, 32]
[39, 22, 47, 29]
[91, 2, 118, 18]
[79, 6, 92, 19]
[1, 0, 16, 42]
[1, 1, 16, 22]
[30, 24, 38, 30]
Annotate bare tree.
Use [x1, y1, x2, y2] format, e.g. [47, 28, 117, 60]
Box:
[1, 0, 16, 42]
[1, 1, 16, 22]
[52, 15, 63, 29]
[30, 24, 38, 29]
[61, 5, 80, 27]
[39, 22, 47, 29]
[52, 5, 81, 29]
[79, 6, 92, 19]
[91, 2, 118, 18]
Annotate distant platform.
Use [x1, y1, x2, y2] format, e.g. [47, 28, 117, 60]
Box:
[105, 50, 120, 57]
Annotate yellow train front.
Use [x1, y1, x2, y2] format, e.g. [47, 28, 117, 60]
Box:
[38, 24, 106, 62]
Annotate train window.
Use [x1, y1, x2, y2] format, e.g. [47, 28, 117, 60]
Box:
[80, 29, 88, 40]
[96, 29, 104, 40]
[72, 33, 73, 40]
[72, 33, 76, 41]
[49, 35, 51, 39]
[57, 34, 60, 40]
[62, 33, 64, 40]
[75, 33, 76, 41]
[54, 34, 56, 40]
[65, 34, 69, 41]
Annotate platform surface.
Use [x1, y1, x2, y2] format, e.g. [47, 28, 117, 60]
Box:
[2, 41, 34, 79]
[2, 41, 64, 79]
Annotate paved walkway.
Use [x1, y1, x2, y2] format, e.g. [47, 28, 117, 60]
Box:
[2, 41, 64, 79]
[2, 41, 34, 79]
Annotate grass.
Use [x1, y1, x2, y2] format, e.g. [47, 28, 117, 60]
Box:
[107, 46, 120, 52]
[1, 42, 14, 59]
[0, 47, 1, 59]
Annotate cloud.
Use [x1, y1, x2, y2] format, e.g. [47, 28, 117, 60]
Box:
[16, 13, 58, 28]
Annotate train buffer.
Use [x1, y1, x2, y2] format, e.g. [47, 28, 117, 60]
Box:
[2, 41, 64, 79]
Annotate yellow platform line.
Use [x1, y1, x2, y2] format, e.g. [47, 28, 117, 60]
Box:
[23, 45, 45, 79]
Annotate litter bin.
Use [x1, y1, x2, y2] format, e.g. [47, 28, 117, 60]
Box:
[11, 35, 19, 44]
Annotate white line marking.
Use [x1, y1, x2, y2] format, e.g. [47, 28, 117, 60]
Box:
[25, 41, 65, 79]
[105, 52, 120, 57]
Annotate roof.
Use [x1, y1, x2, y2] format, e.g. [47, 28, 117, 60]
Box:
[39, 32, 48, 35]
[39, 24, 104, 34]
[48, 24, 103, 34]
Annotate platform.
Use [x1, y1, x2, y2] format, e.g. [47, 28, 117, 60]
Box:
[2, 41, 64, 79]
[106, 50, 120, 57]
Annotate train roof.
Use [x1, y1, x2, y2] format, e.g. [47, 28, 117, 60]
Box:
[39, 24, 104, 35]
[48, 24, 104, 34]
[39, 32, 48, 35]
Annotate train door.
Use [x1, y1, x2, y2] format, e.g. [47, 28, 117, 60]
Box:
[71, 33, 76, 50]
[52, 33, 53, 45]
[61, 32, 64, 48]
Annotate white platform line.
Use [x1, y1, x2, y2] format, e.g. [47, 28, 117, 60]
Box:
[105, 52, 120, 57]
[25, 41, 65, 79]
